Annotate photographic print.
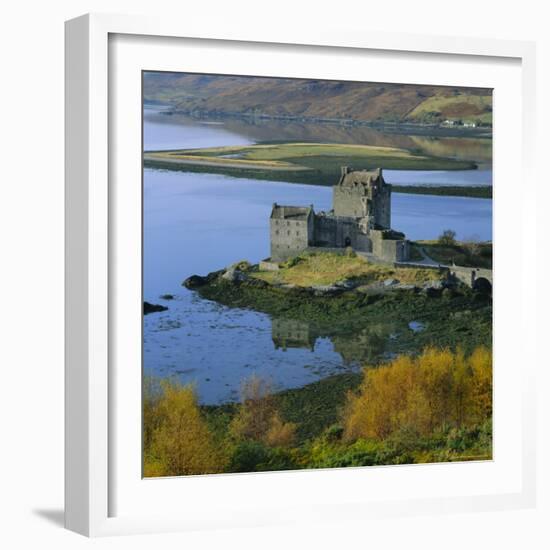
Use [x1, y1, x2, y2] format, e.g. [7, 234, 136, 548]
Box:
[142, 72, 492, 477]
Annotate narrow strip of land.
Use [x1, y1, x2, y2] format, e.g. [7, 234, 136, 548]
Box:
[143, 142, 488, 198]
[143, 153, 311, 171]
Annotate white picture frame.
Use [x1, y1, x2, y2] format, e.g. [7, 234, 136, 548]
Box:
[65, 13, 537, 537]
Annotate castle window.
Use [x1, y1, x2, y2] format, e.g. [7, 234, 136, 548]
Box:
[287, 231, 290, 236]
[296, 231, 300, 236]
[275, 230, 279, 235]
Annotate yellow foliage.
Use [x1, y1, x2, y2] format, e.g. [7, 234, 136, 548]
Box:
[143, 458, 166, 478]
[265, 413, 297, 447]
[144, 381, 225, 477]
[469, 346, 493, 420]
[230, 376, 277, 441]
[230, 375, 296, 448]
[343, 347, 492, 442]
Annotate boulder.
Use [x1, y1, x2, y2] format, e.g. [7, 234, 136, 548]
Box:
[311, 284, 341, 296]
[395, 283, 416, 291]
[383, 278, 399, 287]
[143, 301, 168, 315]
[423, 279, 444, 290]
[335, 278, 359, 290]
[221, 267, 247, 282]
[183, 274, 209, 288]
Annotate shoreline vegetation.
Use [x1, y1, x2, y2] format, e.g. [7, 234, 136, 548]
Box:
[161, 108, 493, 136]
[393, 185, 491, 199]
[144, 251, 492, 476]
[142, 142, 492, 198]
[144, 346, 492, 476]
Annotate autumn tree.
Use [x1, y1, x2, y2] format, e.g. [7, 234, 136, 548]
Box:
[343, 347, 492, 442]
[230, 375, 296, 447]
[144, 380, 225, 477]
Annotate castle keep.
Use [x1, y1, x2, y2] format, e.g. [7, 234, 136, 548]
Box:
[270, 166, 410, 263]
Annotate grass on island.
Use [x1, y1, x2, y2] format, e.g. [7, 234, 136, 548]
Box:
[418, 240, 492, 269]
[144, 142, 478, 186]
[250, 251, 442, 287]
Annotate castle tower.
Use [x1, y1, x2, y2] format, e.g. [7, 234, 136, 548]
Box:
[269, 203, 315, 261]
[332, 166, 391, 229]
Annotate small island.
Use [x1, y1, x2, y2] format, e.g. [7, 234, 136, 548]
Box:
[183, 164, 491, 361]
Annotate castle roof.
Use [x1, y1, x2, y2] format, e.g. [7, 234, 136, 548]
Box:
[337, 166, 384, 188]
[270, 204, 314, 221]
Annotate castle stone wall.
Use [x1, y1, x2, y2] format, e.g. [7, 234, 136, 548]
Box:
[313, 216, 338, 247]
[356, 233, 372, 253]
[314, 215, 371, 252]
[270, 213, 313, 261]
[333, 186, 366, 218]
[373, 185, 391, 229]
[371, 230, 410, 262]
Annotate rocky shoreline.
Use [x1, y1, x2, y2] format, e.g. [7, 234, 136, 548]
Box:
[181, 259, 492, 357]
[183, 261, 451, 298]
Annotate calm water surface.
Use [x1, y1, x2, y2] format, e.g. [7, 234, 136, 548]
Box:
[143, 107, 492, 404]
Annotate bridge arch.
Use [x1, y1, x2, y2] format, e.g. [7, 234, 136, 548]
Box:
[472, 276, 492, 294]
[449, 266, 492, 290]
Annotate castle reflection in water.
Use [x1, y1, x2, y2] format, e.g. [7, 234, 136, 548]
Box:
[271, 317, 392, 365]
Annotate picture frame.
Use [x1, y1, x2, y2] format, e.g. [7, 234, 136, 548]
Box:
[65, 13, 537, 537]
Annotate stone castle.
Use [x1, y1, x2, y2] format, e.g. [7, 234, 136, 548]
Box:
[269, 166, 410, 263]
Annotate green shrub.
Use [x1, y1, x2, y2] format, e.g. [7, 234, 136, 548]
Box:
[282, 255, 303, 269]
[227, 441, 297, 472]
[234, 260, 252, 271]
[324, 424, 344, 443]
[304, 438, 413, 469]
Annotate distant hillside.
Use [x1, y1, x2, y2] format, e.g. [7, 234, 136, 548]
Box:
[143, 72, 492, 127]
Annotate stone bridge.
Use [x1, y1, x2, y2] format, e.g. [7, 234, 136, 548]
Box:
[448, 265, 492, 290]
[394, 261, 492, 290]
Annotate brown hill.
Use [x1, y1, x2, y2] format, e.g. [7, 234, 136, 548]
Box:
[144, 72, 492, 126]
